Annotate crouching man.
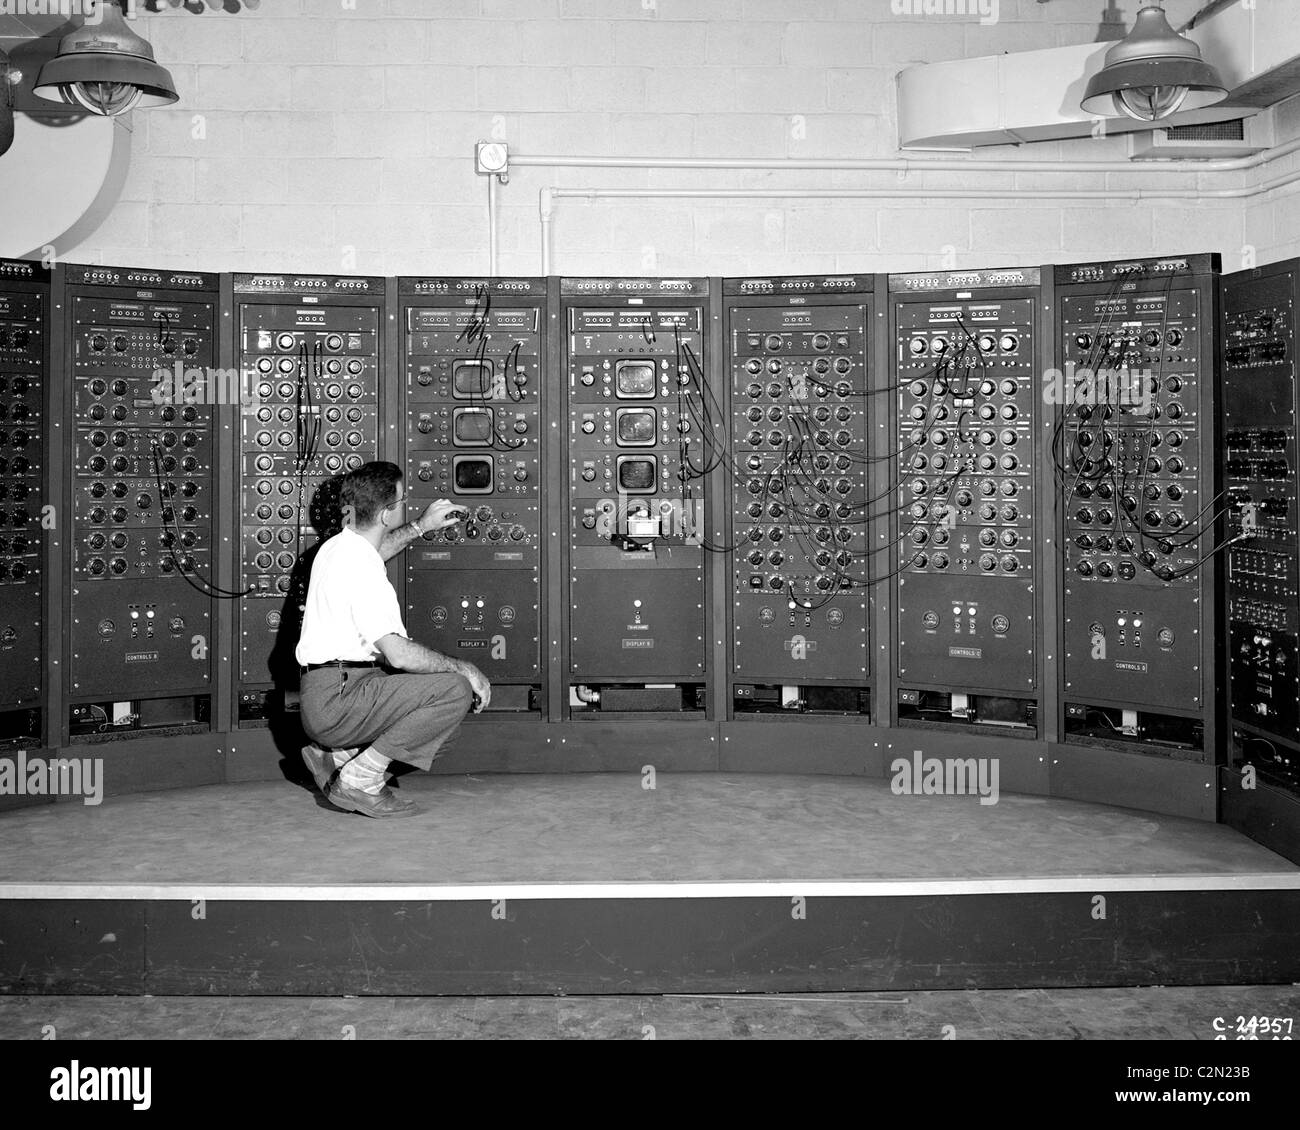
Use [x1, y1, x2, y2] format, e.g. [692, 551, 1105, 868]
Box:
[295, 460, 490, 818]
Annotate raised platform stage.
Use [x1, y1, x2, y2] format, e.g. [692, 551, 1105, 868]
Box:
[1, 771, 1297, 996]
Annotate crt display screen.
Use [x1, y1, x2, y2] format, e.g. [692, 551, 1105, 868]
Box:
[453, 359, 494, 397]
[616, 361, 656, 398]
[453, 408, 493, 445]
[454, 457, 493, 493]
[618, 457, 656, 492]
[616, 409, 655, 446]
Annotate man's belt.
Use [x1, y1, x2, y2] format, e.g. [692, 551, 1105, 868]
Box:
[301, 660, 381, 672]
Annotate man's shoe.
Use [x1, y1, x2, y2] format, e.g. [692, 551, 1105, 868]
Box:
[301, 744, 356, 793]
[327, 779, 419, 818]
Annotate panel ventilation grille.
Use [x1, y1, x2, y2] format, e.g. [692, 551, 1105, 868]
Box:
[1163, 120, 1246, 142]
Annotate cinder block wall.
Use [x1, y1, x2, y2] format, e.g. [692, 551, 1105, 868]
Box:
[51, 0, 1298, 276]
[1258, 93, 1300, 267]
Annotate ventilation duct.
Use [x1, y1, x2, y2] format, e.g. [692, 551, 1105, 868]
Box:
[898, 0, 1299, 151]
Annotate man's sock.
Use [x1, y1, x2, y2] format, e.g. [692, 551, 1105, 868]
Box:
[327, 746, 359, 771]
[339, 747, 391, 794]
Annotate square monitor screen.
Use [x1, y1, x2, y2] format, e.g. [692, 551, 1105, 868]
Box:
[617, 456, 657, 493]
[453, 407, 493, 446]
[615, 360, 656, 399]
[453, 456, 494, 494]
[616, 408, 656, 446]
[453, 359, 495, 398]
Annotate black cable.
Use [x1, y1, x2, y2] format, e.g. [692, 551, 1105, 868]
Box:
[149, 439, 252, 599]
[1146, 530, 1245, 582]
[1054, 271, 1147, 576]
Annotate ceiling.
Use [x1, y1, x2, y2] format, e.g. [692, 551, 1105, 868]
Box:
[0, 13, 76, 41]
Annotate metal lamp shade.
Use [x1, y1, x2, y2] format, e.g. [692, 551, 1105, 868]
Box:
[0, 47, 13, 158]
[1080, 5, 1226, 122]
[35, 52, 178, 113]
[33, 0, 178, 117]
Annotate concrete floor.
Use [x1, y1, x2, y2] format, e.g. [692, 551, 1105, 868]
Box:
[0, 986, 1297, 1040]
[0, 773, 1293, 886]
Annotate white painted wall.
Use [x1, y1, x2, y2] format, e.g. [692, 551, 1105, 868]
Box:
[4, 0, 1294, 276]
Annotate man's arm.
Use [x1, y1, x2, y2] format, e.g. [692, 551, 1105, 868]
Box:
[378, 500, 468, 562]
[375, 633, 490, 711]
[378, 521, 424, 563]
[375, 632, 463, 674]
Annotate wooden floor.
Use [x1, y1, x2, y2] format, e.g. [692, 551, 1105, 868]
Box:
[1, 773, 1297, 996]
[2, 985, 1298, 1040]
[0, 771, 1293, 891]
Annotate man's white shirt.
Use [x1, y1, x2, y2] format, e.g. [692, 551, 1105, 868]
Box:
[295, 526, 408, 665]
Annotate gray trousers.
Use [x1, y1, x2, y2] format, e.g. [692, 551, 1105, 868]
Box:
[299, 667, 473, 772]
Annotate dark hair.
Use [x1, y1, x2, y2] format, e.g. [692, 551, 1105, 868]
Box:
[340, 461, 402, 526]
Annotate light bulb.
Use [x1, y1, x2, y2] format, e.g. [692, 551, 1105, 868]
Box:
[1114, 84, 1190, 122]
[65, 80, 144, 116]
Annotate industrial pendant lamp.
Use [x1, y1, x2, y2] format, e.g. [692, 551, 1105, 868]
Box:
[34, 0, 179, 117]
[1080, 3, 1226, 122]
[0, 47, 14, 158]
